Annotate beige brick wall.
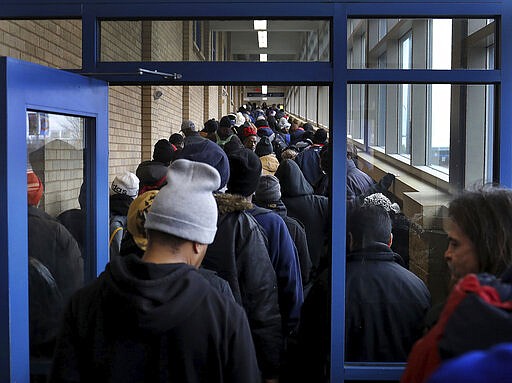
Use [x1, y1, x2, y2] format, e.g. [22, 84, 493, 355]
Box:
[101, 21, 142, 61]
[1, 18, 244, 209]
[153, 21, 183, 61]
[208, 85, 220, 120]
[188, 86, 205, 126]
[109, 86, 143, 175]
[0, 20, 81, 68]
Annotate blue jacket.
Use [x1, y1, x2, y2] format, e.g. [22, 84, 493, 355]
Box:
[249, 206, 304, 334]
[295, 144, 324, 187]
[346, 158, 375, 203]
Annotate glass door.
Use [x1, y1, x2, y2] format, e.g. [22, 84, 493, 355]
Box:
[0, 57, 108, 381]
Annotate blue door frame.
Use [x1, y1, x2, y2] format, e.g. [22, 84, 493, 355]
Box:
[0, 57, 109, 381]
[1, 1, 511, 381]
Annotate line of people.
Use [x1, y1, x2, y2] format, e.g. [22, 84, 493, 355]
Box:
[27, 104, 512, 382]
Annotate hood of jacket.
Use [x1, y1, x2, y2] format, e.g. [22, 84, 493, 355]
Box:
[214, 192, 253, 215]
[260, 154, 279, 175]
[254, 199, 288, 218]
[102, 254, 208, 335]
[275, 159, 314, 198]
[110, 193, 133, 216]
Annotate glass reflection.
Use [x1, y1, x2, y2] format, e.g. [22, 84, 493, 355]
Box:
[100, 19, 330, 62]
[345, 82, 495, 363]
[348, 18, 496, 70]
[27, 112, 85, 364]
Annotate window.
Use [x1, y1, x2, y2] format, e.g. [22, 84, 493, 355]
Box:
[194, 21, 202, 51]
[398, 32, 412, 158]
[211, 31, 217, 61]
[427, 20, 452, 171]
[347, 18, 496, 188]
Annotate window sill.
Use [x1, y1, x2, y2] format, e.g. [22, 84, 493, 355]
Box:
[356, 150, 452, 229]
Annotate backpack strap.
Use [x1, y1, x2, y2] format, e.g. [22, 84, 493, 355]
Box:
[109, 226, 123, 247]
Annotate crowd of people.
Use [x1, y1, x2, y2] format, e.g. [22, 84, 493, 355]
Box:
[26, 103, 512, 382]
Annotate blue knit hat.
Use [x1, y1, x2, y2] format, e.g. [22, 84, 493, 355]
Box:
[175, 138, 230, 189]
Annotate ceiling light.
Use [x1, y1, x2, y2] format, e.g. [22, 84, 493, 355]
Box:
[262, 97, 268, 101]
[261, 85, 268, 95]
[258, 31, 267, 48]
[254, 20, 267, 30]
[259, 54, 268, 62]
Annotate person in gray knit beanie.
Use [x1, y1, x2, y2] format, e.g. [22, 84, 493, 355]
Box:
[255, 174, 281, 203]
[145, 158, 220, 244]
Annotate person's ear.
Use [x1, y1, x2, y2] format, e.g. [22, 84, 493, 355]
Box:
[191, 242, 208, 268]
[388, 232, 393, 248]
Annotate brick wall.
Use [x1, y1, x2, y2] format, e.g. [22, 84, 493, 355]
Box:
[1, 19, 242, 214]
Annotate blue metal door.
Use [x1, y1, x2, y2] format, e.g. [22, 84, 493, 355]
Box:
[0, 57, 109, 382]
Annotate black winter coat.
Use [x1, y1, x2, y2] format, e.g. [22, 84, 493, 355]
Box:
[202, 193, 282, 379]
[49, 255, 260, 383]
[346, 243, 431, 362]
[275, 159, 329, 274]
[28, 206, 83, 304]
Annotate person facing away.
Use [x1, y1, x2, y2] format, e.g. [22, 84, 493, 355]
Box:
[57, 182, 87, 255]
[253, 174, 313, 288]
[109, 171, 139, 258]
[294, 128, 328, 187]
[49, 160, 260, 383]
[255, 136, 280, 176]
[27, 170, 83, 356]
[175, 138, 282, 383]
[275, 159, 329, 277]
[135, 139, 173, 194]
[226, 147, 304, 336]
[345, 205, 431, 362]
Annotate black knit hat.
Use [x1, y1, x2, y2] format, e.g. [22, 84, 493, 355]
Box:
[255, 136, 273, 157]
[255, 119, 269, 128]
[153, 139, 174, 165]
[302, 122, 314, 132]
[203, 119, 219, 133]
[219, 116, 233, 129]
[313, 128, 328, 145]
[227, 148, 262, 197]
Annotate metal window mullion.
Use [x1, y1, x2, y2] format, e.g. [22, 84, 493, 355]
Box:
[347, 69, 500, 84]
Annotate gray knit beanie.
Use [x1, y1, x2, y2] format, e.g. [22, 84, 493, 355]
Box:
[254, 174, 281, 203]
[144, 159, 220, 244]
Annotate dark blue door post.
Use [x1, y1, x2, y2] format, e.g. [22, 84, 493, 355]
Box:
[0, 57, 108, 381]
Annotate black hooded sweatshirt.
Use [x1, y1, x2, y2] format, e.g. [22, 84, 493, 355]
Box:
[275, 159, 329, 274]
[49, 254, 260, 383]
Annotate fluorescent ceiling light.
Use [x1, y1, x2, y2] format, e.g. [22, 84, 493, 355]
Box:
[258, 31, 267, 48]
[259, 54, 268, 62]
[254, 20, 267, 30]
[261, 85, 268, 95]
[262, 97, 268, 101]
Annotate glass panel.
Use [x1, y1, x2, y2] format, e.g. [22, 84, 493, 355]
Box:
[348, 18, 496, 69]
[0, 20, 82, 69]
[345, 83, 495, 362]
[27, 112, 85, 361]
[347, 84, 365, 143]
[100, 19, 330, 62]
